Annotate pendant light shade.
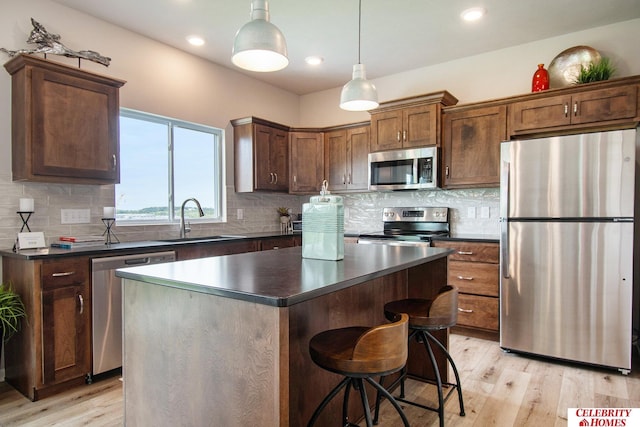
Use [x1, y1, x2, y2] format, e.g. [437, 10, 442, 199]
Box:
[340, 0, 378, 111]
[232, 0, 288, 72]
[340, 63, 378, 111]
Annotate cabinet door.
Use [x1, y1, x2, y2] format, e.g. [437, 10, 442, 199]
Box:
[346, 126, 370, 191]
[261, 236, 298, 250]
[443, 105, 506, 188]
[324, 130, 348, 192]
[290, 132, 324, 194]
[270, 128, 289, 191]
[403, 104, 438, 148]
[509, 94, 573, 133]
[41, 284, 90, 385]
[370, 110, 403, 151]
[572, 85, 638, 125]
[254, 124, 273, 190]
[31, 67, 119, 182]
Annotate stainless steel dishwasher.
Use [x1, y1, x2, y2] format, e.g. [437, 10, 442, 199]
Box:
[91, 251, 175, 376]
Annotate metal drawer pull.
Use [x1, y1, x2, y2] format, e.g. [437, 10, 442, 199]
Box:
[458, 307, 473, 313]
[457, 251, 473, 255]
[52, 271, 75, 277]
[457, 275, 474, 281]
[78, 294, 84, 314]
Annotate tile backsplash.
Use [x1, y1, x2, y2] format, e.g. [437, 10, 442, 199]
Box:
[0, 169, 499, 250]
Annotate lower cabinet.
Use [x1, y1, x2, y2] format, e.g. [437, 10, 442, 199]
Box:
[175, 240, 259, 260]
[3, 256, 92, 401]
[431, 239, 499, 338]
[260, 235, 301, 250]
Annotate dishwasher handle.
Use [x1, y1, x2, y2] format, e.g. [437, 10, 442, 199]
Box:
[125, 257, 151, 266]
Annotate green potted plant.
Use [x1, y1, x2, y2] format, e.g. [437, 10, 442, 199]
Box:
[277, 207, 291, 223]
[575, 57, 615, 84]
[0, 283, 27, 351]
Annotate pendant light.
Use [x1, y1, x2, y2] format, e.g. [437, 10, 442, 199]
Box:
[232, 0, 288, 72]
[340, 0, 378, 111]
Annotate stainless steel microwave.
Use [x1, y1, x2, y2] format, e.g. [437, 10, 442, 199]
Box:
[368, 147, 438, 190]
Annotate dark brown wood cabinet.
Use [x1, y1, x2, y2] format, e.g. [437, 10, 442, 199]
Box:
[232, 117, 289, 192]
[324, 124, 370, 192]
[431, 240, 499, 338]
[369, 91, 458, 151]
[442, 103, 507, 188]
[289, 131, 324, 194]
[508, 76, 640, 137]
[3, 256, 91, 400]
[4, 54, 125, 184]
[259, 235, 301, 250]
[175, 240, 259, 260]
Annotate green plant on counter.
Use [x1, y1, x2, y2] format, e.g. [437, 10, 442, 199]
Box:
[575, 57, 615, 84]
[0, 282, 27, 343]
[277, 207, 290, 217]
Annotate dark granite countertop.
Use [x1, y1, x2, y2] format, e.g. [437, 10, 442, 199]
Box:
[0, 232, 304, 260]
[116, 244, 452, 307]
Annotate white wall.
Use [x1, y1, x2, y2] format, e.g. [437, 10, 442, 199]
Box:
[300, 18, 640, 127]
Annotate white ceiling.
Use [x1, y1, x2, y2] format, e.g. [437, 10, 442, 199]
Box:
[51, 0, 640, 95]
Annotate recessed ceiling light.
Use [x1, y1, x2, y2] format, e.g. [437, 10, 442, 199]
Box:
[461, 7, 486, 22]
[187, 35, 205, 46]
[305, 56, 324, 66]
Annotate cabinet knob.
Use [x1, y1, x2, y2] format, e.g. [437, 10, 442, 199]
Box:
[112, 154, 117, 170]
[458, 307, 473, 313]
[573, 102, 578, 116]
[273, 173, 278, 184]
[445, 166, 450, 178]
[564, 103, 569, 117]
[78, 294, 84, 314]
[293, 175, 297, 184]
[52, 271, 76, 277]
[347, 173, 351, 184]
[397, 131, 401, 142]
[342, 174, 346, 185]
[402, 130, 407, 141]
[457, 275, 474, 281]
[457, 251, 473, 255]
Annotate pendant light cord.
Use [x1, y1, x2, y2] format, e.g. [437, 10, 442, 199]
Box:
[357, 0, 362, 65]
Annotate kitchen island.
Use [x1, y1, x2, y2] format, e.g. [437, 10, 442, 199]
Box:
[116, 243, 452, 426]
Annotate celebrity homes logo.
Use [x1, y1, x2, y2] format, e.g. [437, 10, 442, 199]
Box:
[568, 408, 639, 426]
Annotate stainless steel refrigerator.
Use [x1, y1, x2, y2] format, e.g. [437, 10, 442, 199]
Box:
[499, 129, 637, 373]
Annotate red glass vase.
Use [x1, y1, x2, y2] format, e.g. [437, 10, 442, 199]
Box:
[532, 63, 549, 92]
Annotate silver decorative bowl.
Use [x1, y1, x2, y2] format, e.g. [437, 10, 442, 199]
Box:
[548, 46, 601, 88]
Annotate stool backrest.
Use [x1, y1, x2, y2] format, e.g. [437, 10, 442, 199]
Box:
[352, 313, 409, 373]
[428, 285, 458, 328]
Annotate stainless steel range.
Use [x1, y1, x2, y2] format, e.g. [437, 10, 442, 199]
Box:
[358, 207, 449, 246]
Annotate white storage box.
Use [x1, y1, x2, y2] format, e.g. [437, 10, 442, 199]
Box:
[302, 194, 344, 260]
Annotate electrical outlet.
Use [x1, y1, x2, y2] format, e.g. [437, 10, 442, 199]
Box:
[467, 207, 476, 218]
[237, 208, 244, 220]
[480, 206, 491, 218]
[61, 209, 91, 224]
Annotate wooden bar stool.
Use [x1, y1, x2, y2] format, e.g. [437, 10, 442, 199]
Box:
[373, 285, 465, 427]
[307, 313, 410, 427]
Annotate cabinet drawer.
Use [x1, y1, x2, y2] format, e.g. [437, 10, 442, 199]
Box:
[432, 240, 498, 263]
[456, 294, 498, 331]
[449, 261, 499, 297]
[41, 258, 88, 288]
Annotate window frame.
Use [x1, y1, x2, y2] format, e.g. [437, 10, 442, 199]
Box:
[117, 108, 226, 226]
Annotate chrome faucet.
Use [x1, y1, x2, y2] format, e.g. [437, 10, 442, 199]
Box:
[179, 198, 205, 238]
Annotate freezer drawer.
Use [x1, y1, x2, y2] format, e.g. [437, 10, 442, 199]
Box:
[500, 221, 633, 370]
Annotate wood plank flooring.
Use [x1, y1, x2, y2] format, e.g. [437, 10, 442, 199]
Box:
[1, 333, 638, 426]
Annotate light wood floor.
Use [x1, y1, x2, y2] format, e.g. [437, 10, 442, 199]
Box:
[1, 333, 639, 426]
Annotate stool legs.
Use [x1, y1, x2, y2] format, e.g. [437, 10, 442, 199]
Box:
[307, 376, 410, 427]
[373, 330, 465, 426]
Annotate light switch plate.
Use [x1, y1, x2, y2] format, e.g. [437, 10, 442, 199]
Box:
[480, 206, 491, 218]
[61, 209, 91, 224]
[467, 207, 476, 218]
[236, 209, 244, 220]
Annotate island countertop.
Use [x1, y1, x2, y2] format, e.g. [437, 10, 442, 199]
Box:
[115, 243, 452, 307]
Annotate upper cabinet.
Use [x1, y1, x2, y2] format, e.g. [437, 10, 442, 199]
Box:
[232, 117, 289, 193]
[324, 123, 370, 193]
[289, 131, 324, 194]
[4, 54, 126, 184]
[442, 102, 507, 189]
[508, 76, 640, 137]
[369, 91, 458, 152]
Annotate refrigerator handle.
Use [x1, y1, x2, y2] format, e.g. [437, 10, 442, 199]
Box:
[500, 142, 510, 279]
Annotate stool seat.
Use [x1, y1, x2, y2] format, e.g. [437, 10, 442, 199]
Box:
[307, 314, 410, 427]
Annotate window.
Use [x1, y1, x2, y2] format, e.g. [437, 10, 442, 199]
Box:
[116, 109, 224, 224]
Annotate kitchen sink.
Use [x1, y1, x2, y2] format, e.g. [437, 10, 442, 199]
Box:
[156, 235, 246, 243]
